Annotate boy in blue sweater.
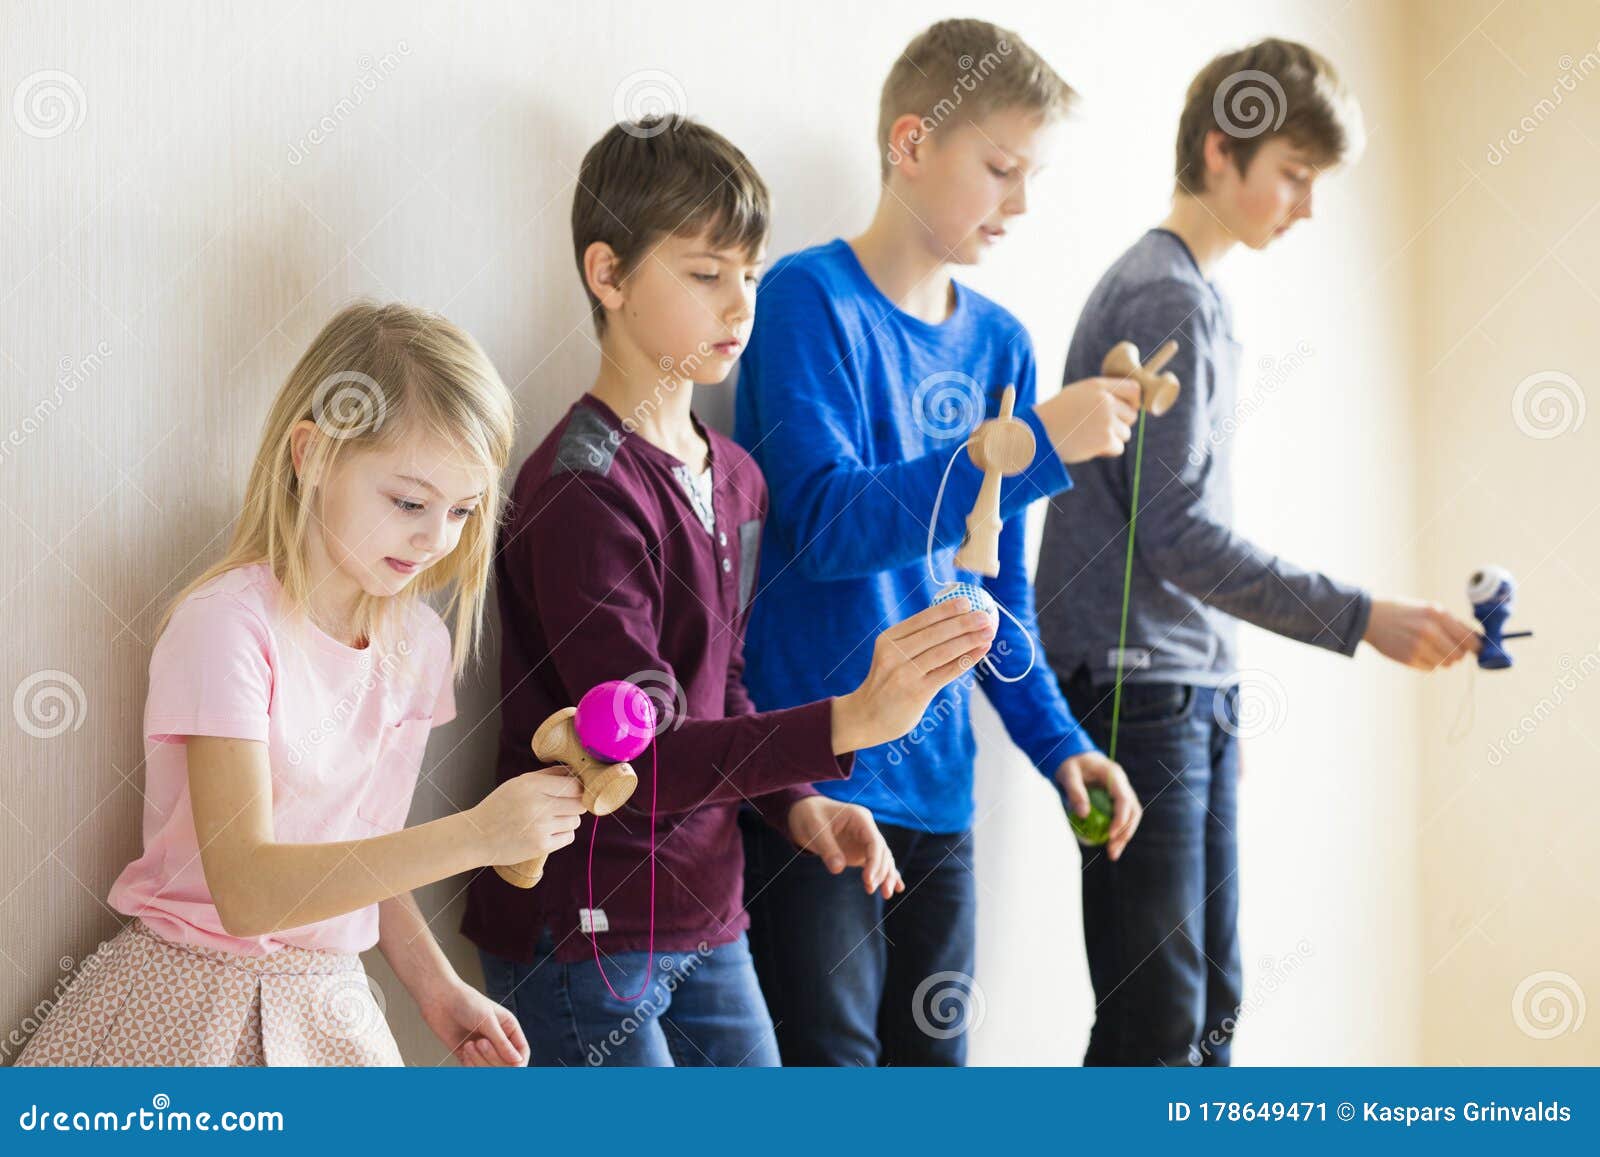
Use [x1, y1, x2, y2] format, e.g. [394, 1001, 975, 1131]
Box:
[735, 19, 1144, 1065]
[1035, 39, 1482, 1066]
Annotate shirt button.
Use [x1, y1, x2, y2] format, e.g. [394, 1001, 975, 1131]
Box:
[722, 558, 732, 573]
[719, 531, 728, 546]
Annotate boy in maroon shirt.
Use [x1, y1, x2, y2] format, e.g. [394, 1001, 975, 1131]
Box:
[461, 117, 997, 1066]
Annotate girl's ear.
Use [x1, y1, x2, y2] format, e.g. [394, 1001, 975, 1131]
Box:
[583, 241, 628, 317]
[289, 420, 317, 484]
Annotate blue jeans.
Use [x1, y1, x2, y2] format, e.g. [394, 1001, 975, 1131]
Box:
[1059, 664, 1243, 1066]
[478, 930, 780, 1067]
[741, 813, 978, 1066]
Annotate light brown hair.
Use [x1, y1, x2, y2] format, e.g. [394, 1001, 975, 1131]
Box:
[878, 18, 1076, 178]
[1176, 38, 1364, 194]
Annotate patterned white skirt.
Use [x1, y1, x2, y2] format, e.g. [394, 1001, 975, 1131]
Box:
[16, 919, 402, 1067]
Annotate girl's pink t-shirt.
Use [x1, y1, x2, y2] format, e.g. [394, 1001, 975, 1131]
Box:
[107, 563, 456, 955]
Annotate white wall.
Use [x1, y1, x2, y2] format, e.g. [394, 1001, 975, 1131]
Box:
[1413, 0, 1600, 1065]
[4, 0, 1580, 1068]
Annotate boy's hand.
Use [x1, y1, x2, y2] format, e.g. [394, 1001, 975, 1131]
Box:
[831, 598, 997, 753]
[1055, 752, 1142, 861]
[1363, 598, 1481, 670]
[419, 978, 530, 1066]
[786, 796, 904, 898]
[1034, 376, 1143, 464]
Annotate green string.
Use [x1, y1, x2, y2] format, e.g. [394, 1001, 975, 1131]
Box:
[1107, 403, 1149, 764]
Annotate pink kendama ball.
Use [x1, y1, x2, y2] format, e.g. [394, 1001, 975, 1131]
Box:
[573, 680, 658, 762]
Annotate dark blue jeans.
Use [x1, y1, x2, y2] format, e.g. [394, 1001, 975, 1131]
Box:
[479, 929, 779, 1067]
[741, 812, 978, 1066]
[1059, 664, 1243, 1066]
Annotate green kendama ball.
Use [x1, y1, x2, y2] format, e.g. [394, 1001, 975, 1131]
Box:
[1069, 785, 1114, 846]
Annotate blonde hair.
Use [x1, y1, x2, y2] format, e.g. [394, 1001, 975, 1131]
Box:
[159, 301, 515, 676]
[877, 19, 1076, 178]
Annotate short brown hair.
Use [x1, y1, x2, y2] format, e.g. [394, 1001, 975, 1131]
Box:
[571, 117, 770, 333]
[878, 19, 1076, 178]
[1175, 38, 1364, 194]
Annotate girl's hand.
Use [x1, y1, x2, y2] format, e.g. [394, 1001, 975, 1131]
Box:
[468, 768, 586, 867]
[831, 598, 997, 753]
[786, 796, 904, 898]
[419, 979, 530, 1067]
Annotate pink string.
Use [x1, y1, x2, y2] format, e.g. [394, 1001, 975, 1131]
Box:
[585, 739, 657, 1002]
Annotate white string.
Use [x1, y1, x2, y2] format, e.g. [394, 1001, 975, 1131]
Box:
[925, 442, 1037, 684]
[1445, 658, 1477, 744]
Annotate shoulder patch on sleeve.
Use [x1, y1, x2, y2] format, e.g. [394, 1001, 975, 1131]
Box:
[551, 405, 621, 478]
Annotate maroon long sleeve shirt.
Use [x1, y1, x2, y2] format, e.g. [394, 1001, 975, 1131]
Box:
[461, 394, 853, 964]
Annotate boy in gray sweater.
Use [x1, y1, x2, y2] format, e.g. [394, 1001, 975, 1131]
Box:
[1036, 38, 1481, 1066]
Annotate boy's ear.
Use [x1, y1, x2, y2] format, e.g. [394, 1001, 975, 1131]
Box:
[1202, 128, 1237, 185]
[885, 112, 932, 178]
[583, 240, 628, 316]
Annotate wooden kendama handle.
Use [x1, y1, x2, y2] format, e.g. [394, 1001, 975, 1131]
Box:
[1102, 339, 1182, 416]
[953, 385, 1037, 578]
[494, 707, 641, 889]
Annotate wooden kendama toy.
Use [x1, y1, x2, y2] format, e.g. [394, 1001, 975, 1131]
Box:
[952, 385, 1036, 578]
[1102, 339, 1182, 416]
[494, 680, 655, 889]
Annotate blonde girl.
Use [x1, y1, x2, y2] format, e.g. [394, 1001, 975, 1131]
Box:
[19, 302, 581, 1067]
